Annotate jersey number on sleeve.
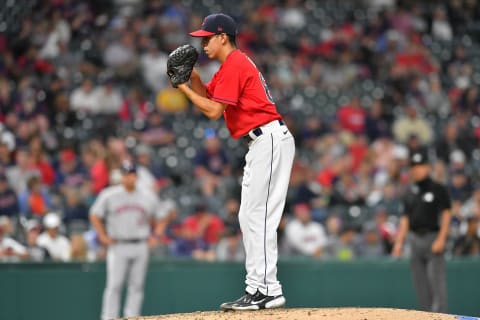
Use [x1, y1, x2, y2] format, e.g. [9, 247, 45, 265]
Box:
[259, 72, 275, 104]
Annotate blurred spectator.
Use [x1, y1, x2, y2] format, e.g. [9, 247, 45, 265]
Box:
[5, 148, 40, 194]
[331, 171, 367, 207]
[460, 187, 480, 219]
[279, 0, 306, 30]
[364, 99, 391, 142]
[92, 78, 123, 115]
[284, 203, 328, 258]
[431, 6, 453, 42]
[171, 204, 224, 260]
[18, 175, 53, 218]
[0, 216, 30, 261]
[29, 136, 56, 186]
[424, 76, 450, 116]
[449, 148, 467, 171]
[290, 163, 328, 221]
[0, 130, 15, 166]
[157, 202, 183, 250]
[371, 136, 396, 172]
[53, 42, 83, 83]
[136, 110, 175, 147]
[149, 198, 178, 258]
[446, 149, 472, 203]
[119, 87, 149, 127]
[435, 122, 463, 164]
[39, 10, 71, 59]
[431, 159, 448, 184]
[184, 203, 225, 245]
[140, 42, 169, 93]
[215, 198, 245, 261]
[36, 212, 71, 261]
[452, 216, 480, 256]
[194, 132, 232, 202]
[0, 77, 16, 119]
[214, 197, 243, 261]
[16, 87, 47, 121]
[48, 94, 77, 145]
[36, 114, 59, 154]
[23, 219, 46, 261]
[357, 221, 385, 257]
[374, 206, 397, 253]
[393, 104, 433, 145]
[103, 32, 139, 79]
[215, 226, 244, 262]
[446, 46, 472, 90]
[325, 224, 360, 260]
[447, 167, 472, 203]
[336, 96, 367, 135]
[296, 117, 329, 150]
[62, 187, 89, 233]
[83, 228, 107, 262]
[0, 215, 14, 238]
[80, 141, 109, 194]
[54, 148, 89, 195]
[134, 143, 167, 192]
[70, 78, 98, 113]
[0, 173, 19, 217]
[70, 233, 88, 261]
[459, 86, 480, 114]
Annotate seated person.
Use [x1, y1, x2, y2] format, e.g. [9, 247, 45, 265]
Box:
[453, 216, 480, 256]
[0, 216, 29, 261]
[36, 212, 71, 261]
[170, 204, 224, 260]
[284, 203, 328, 257]
[18, 175, 53, 218]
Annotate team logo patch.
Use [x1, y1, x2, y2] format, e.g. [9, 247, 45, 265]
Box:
[423, 192, 434, 202]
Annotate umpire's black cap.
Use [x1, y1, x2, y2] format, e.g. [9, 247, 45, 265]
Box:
[190, 13, 237, 37]
[120, 160, 137, 174]
[409, 148, 429, 166]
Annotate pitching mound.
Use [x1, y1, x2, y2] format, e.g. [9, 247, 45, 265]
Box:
[126, 307, 475, 320]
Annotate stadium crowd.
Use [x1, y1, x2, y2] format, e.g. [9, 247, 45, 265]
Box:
[1, 0, 480, 262]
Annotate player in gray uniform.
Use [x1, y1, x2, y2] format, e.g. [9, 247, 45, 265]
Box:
[89, 161, 165, 320]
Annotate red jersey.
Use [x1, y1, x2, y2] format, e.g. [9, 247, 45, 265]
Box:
[337, 105, 366, 134]
[206, 49, 282, 138]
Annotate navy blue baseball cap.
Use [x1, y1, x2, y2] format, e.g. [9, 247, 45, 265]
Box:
[121, 160, 137, 174]
[190, 13, 237, 37]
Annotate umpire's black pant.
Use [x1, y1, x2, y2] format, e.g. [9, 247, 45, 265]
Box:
[408, 232, 447, 313]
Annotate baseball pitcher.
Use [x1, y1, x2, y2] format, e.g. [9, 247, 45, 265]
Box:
[167, 13, 295, 311]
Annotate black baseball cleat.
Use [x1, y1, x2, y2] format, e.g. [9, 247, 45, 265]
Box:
[220, 292, 254, 311]
[231, 290, 286, 311]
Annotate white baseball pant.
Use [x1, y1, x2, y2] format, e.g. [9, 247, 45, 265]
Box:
[238, 120, 295, 297]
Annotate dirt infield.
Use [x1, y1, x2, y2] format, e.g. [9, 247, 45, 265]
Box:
[126, 307, 471, 320]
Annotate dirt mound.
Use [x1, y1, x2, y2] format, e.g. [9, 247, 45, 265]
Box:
[126, 307, 465, 320]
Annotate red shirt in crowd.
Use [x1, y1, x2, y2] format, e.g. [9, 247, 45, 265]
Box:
[337, 104, 367, 134]
[182, 214, 225, 244]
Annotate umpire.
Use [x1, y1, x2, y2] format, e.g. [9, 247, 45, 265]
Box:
[392, 148, 452, 313]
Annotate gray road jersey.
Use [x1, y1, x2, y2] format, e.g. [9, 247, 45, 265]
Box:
[90, 185, 162, 240]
